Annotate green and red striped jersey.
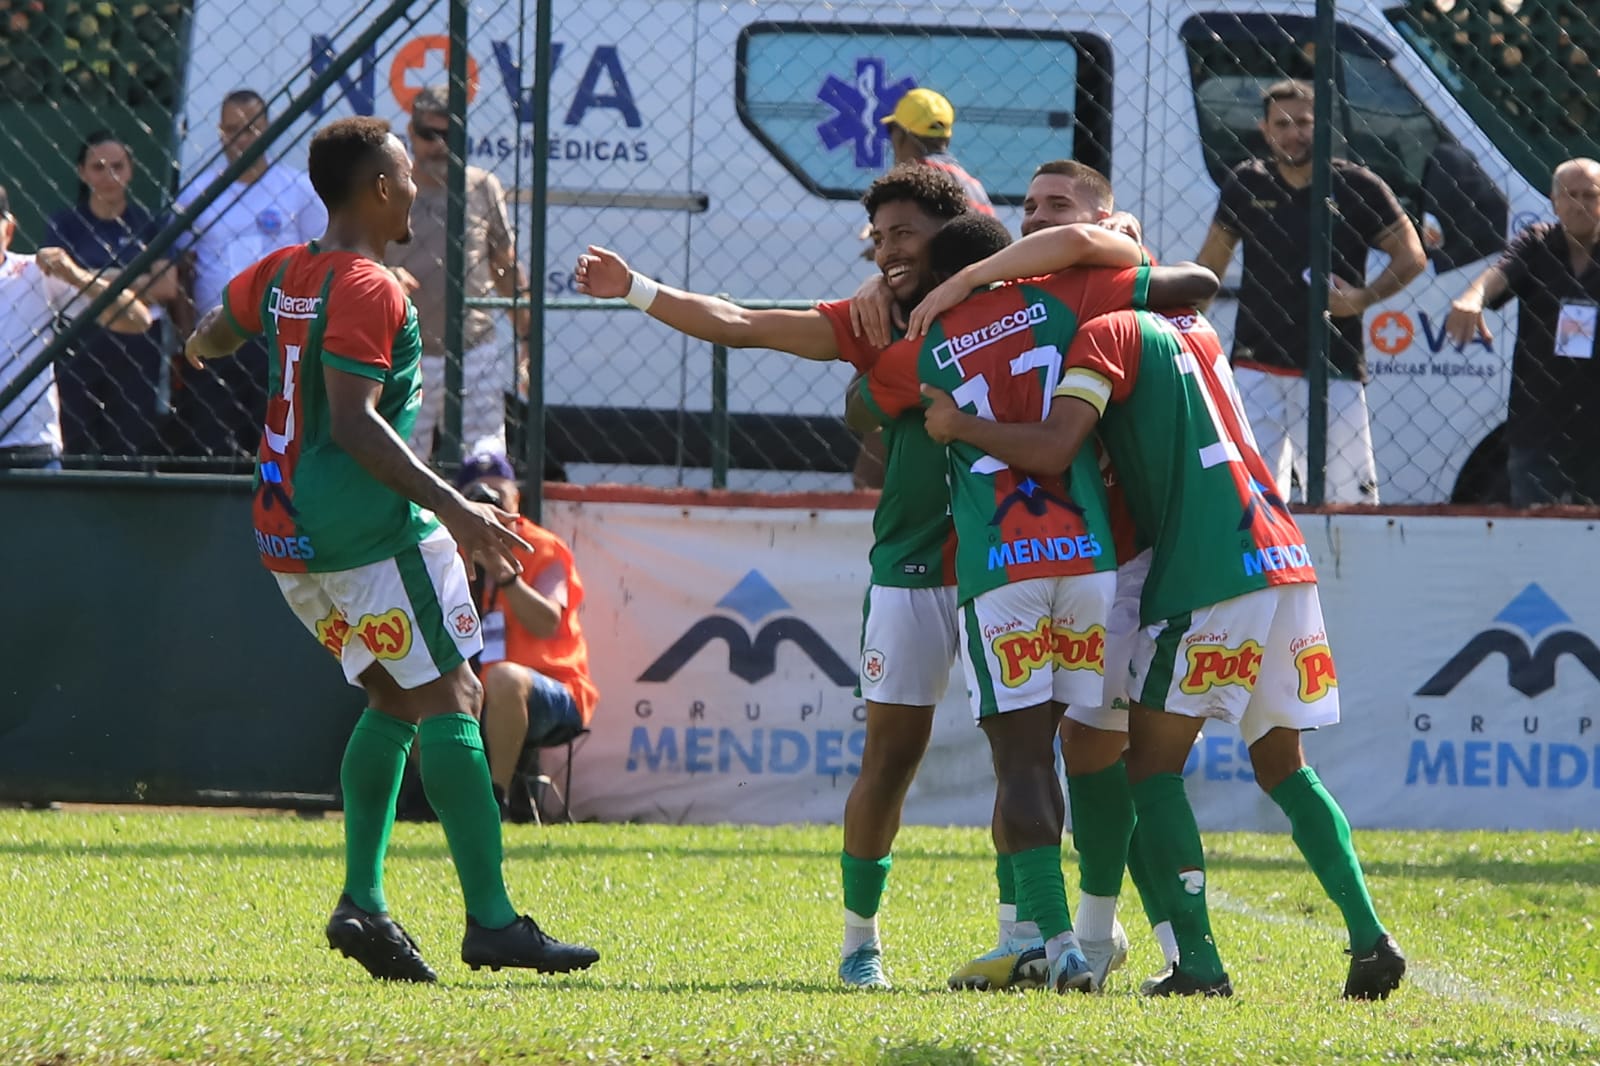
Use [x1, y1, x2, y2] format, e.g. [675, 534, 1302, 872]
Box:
[224, 242, 437, 573]
[1056, 308, 1315, 625]
[856, 267, 1147, 603]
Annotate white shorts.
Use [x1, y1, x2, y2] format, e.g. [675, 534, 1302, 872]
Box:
[1128, 582, 1340, 746]
[858, 584, 959, 706]
[959, 571, 1115, 720]
[274, 527, 484, 690]
[409, 341, 511, 459]
[1235, 366, 1378, 505]
[1064, 550, 1151, 733]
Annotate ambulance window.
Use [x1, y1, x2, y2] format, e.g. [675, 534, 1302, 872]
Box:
[736, 23, 1112, 205]
[1181, 13, 1447, 212]
[1182, 13, 1507, 267]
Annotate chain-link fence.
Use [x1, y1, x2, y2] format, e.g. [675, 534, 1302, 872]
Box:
[1, 1, 1597, 505]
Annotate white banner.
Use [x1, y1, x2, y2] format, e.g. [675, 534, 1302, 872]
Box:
[545, 500, 1600, 831]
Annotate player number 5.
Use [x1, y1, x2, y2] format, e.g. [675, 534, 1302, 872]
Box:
[264, 343, 301, 455]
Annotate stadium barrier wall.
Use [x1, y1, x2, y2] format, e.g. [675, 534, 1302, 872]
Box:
[544, 488, 1600, 831]
[0, 475, 361, 806]
[3, 477, 1597, 830]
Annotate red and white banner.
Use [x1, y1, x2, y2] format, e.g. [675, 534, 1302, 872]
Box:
[544, 492, 1600, 831]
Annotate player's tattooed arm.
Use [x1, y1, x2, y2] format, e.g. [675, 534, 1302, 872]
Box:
[575, 244, 840, 360]
[183, 303, 246, 366]
[325, 369, 532, 574]
[920, 384, 1098, 476]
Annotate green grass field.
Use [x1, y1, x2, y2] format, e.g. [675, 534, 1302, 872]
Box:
[2, 812, 1598, 1065]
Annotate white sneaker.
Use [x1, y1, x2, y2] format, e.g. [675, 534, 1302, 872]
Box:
[1050, 936, 1097, 994]
[1079, 918, 1130, 991]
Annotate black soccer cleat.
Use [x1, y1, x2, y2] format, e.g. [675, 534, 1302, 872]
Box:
[1344, 933, 1406, 1000]
[1141, 967, 1234, 998]
[325, 894, 438, 983]
[461, 914, 600, 973]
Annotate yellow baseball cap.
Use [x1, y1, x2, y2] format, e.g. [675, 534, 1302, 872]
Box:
[881, 88, 955, 138]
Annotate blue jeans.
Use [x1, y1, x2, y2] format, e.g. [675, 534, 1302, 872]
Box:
[523, 668, 584, 748]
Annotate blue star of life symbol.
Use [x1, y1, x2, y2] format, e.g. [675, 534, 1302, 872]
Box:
[815, 58, 916, 169]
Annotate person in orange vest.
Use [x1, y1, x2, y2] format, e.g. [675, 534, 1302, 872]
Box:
[455, 452, 598, 817]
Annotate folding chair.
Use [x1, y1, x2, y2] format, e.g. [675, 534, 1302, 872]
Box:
[509, 724, 590, 825]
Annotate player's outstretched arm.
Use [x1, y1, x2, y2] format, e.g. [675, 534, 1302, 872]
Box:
[183, 304, 248, 367]
[920, 384, 1098, 475]
[1146, 263, 1222, 308]
[324, 368, 533, 576]
[906, 224, 1142, 338]
[575, 245, 840, 361]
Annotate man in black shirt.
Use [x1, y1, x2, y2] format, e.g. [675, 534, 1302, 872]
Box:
[1196, 80, 1426, 504]
[1445, 158, 1600, 506]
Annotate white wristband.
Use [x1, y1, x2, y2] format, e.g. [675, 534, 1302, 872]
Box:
[624, 271, 659, 311]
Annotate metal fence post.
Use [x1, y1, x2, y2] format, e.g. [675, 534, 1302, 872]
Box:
[440, 0, 470, 466]
[1305, 0, 1338, 507]
[711, 341, 730, 489]
[520, 0, 555, 523]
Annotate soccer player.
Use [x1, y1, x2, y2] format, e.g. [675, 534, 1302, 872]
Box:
[184, 116, 598, 982]
[575, 166, 1140, 989]
[919, 300, 1406, 1000]
[855, 215, 1218, 993]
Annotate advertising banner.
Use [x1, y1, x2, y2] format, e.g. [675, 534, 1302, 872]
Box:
[546, 500, 1600, 830]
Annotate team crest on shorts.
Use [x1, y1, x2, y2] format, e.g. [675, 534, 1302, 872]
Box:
[447, 603, 479, 638]
[862, 648, 887, 684]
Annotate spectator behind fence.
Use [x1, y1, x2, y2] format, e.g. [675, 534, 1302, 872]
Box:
[170, 89, 326, 461]
[1, 183, 154, 468]
[1195, 79, 1426, 505]
[456, 452, 596, 818]
[43, 131, 180, 458]
[387, 86, 530, 460]
[1445, 158, 1600, 506]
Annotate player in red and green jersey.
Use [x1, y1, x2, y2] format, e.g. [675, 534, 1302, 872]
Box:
[574, 167, 1146, 990]
[184, 116, 598, 984]
[923, 305, 1404, 1001]
[856, 214, 1219, 993]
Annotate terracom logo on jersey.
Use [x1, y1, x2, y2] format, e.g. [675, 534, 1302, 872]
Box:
[638, 570, 855, 687]
[268, 288, 323, 321]
[1415, 583, 1600, 697]
[932, 302, 1048, 371]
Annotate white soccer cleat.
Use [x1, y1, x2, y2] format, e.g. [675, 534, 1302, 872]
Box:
[1079, 918, 1130, 991]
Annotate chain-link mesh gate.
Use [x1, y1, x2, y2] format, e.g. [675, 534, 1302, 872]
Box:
[1, 1, 1597, 506]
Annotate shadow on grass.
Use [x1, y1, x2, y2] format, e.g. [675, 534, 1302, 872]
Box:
[879, 1045, 985, 1066]
[1206, 849, 1600, 887]
[3, 973, 265, 988]
[0, 838, 983, 864]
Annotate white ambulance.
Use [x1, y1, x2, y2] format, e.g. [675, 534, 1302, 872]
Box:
[180, 0, 1542, 502]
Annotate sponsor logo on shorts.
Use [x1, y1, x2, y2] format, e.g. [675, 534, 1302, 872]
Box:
[861, 648, 886, 684]
[355, 608, 414, 661]
[315, 607, 351, 659]
[1291, 633, 1337, 701]
[1179, 641, 1262, 694]
[447, 603, 479, 639]
[992, 618, 1105, 688]
[931, 301, 1048, 371]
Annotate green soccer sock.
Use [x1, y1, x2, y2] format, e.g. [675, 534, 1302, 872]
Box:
[1067, 760, 1136, 898]
[1132, 773, 1225, 982]
[339, 709, 416, 914]
[418, 713, 518, 929]
[995, 852, 1016, 909]
[1011, 846, 1072, 943]
[841, 851, 892, 920]
[1271, 767, 1386, 953]
[1124, 820, 1169, 929]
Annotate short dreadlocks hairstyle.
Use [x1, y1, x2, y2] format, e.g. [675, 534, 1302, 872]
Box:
[861, 163, 970, 224]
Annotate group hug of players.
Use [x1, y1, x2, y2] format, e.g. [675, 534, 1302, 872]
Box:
[574, 159, 1406, 1002]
